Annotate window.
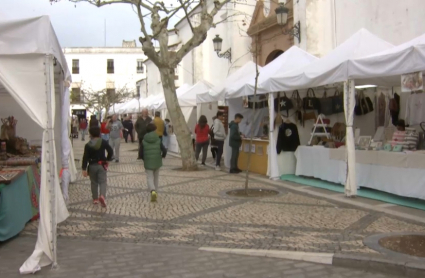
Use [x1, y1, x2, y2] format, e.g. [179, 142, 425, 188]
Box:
[107, 59, 114, 74]
[137, 60, 144, 73]
[72, 59, 79, 74]
[70, 88, 82, 104]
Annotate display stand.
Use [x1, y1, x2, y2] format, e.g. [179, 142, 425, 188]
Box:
[308, 114, 331, 145]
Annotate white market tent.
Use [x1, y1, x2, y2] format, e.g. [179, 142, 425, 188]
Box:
[0, 16, 74, 273]
[227, 46, 319, 98]
[260, 28, 394, 196]
[223, 47, 319, 179]
[157, 80, 214, 109]
[197, 61, 261, 103]
[349, 32, 425, 84]
[117, 98, 141, 114]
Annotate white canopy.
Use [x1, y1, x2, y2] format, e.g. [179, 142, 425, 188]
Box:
[197, 61, 261, 103]
[157, 80, 214, 109]
[349, 32, 425, 85]
[117, 99, 140, 114]
[152, 83, 191, 110]
[262, 29, 394, 92]
[0, 16, 72, 273]
[227, 46, 319, 98]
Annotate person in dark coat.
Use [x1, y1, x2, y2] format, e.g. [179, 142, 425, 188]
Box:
[135, 109, 152, 159]
[122, 115, 134, 143]
[228, 113, 244, 174]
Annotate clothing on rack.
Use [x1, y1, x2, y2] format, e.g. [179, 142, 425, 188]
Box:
[389, 92, 400, 126]
[405, 93, 425, 126]
[276, 122, 300, 153]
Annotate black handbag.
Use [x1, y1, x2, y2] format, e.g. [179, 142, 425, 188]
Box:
[319, 90, 333, 116]
[291, 90, 303, 124]
[331, 89, 344, 114]
[355, 91, 374, 115]
[303, 88, 321, 112]
[274, 92, 293, 116]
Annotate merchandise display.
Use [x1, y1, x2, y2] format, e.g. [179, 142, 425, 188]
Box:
[0, 115, 42, 241]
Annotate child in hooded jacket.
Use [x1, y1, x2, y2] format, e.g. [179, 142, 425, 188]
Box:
[141, 123, 167, 202]
[82, 126, 113, 207]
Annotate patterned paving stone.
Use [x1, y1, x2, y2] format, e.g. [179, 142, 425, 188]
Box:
[20, 138, 425, 258]
[0, 237, 404, 278]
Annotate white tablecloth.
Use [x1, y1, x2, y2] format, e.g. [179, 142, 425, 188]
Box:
[295, 146, 425, 201]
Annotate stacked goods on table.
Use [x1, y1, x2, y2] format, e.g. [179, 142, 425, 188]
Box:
[0, 116, 41, 164]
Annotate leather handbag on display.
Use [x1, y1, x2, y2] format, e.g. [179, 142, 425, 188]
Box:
[303, 88, 321, 112]
[302, 111, 317, 125]
[274, 92, 293, 116]
[319, 90, 333, 116]
[355, 91, 374, 115]
[291, 90, 303, 124]
[331, 89, 344, 114]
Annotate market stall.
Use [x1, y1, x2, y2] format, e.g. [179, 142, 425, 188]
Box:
[0, 15, 73, 273]
[224, 47, 318, 175]
[258, 28, 394, 196]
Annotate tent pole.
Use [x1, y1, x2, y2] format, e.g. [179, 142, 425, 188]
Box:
[45, 54, 58, 269]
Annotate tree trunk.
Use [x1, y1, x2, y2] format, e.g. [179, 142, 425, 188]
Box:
[159, 67, 197, 170]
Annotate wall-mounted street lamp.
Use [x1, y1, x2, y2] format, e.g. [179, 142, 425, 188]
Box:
[212, 35, 232, 62]
[275, 3, 301, 43]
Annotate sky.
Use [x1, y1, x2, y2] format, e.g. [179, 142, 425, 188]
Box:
[1, 0, 185, 47]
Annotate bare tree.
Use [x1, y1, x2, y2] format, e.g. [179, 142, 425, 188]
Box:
[73, 83, 133, 119]
[53, 0, 237, 170]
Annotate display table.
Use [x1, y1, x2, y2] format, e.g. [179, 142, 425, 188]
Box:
[238, 138, 269, 175]
[295, 146, 425, 201]
[0, 164, 41, 241]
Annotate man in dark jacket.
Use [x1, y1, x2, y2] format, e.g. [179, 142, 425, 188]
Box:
[229, 113, 244, 174]
[122, 115, 134, 143]
[135, 109, 152, 159]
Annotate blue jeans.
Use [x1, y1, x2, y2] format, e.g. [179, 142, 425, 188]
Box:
[101, 134, 110, 141]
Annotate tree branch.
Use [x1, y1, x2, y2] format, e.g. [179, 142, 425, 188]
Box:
[178, 0, 194, 33]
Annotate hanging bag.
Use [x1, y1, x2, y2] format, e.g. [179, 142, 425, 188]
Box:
[331, 89, 344, 114]
[274, 92, 293, 117]
[291, 90, 303, 125]
[303, 88, 320, 112]
[355, 91, 374, 115]
[319, 90, 333, 116]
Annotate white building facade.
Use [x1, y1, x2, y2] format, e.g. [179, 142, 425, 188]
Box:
[294, 0, 425, 57]
[63, 41, 146, 115]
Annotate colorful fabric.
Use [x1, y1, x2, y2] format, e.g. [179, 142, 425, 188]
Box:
[25, 164, 41, 220]
[0, 156, 39, 166]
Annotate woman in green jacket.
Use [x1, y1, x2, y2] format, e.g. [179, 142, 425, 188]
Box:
[142, 123, 167, 202]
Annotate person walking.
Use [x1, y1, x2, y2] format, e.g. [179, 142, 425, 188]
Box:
[141, 123, 167, 202]
[194, 115, 210, 166]
[82, 126, 113, 208]
[135, 109, 152, 159]
[122, 115, 134, 143]
[229, 113, 244, 173]
[79, 118, 88, 141]
[213, 111, 226, 171]
[163, 119, 171, 149]
[210, 116, 218, 159]
[153, 111, 165, 142]
[89, 115, 99, 128]
[100, 117, 111, 141]
[107, 114, 124, 163]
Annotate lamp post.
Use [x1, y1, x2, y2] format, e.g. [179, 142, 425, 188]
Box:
[212, 35, 232, 62]
[275, 3, 301, 43]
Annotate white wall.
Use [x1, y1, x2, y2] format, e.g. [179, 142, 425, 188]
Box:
[298, 0, 425, 57]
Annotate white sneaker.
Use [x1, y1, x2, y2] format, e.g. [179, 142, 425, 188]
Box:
[215, 166, 221, 171]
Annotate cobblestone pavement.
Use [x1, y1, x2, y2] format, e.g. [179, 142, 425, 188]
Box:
[21, 139, 425, 256]
[0, 236, 403, 278]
